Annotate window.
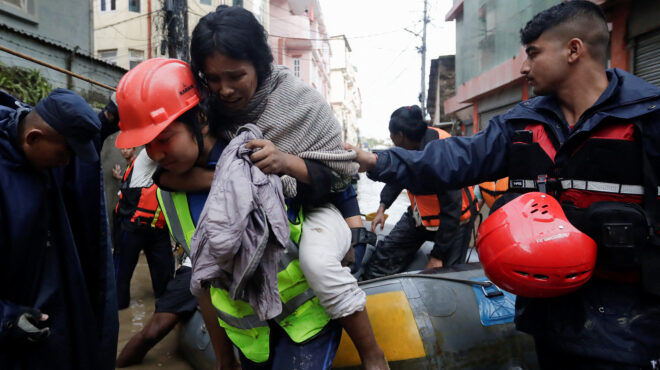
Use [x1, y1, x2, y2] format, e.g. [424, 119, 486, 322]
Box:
[293, 58, 301, 78]
[232, 0, 243, 7]
[98, 49, 118, 65]
[100, 0, 116, 12]
[128, 0, 140, 12]
[0, 0, 37, 22]
[129, 49, 144, 69]
[200, 0, 212, 5]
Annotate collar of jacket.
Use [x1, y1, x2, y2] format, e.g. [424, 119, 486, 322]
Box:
[0, 104, 32, 167]
[504, 68, 660, 131]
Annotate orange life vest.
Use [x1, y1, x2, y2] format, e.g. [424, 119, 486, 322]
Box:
[479, 177, 509, 209]
[407, 127, 479, 227]
[114, 158, 166, 228]
[460, 185, 479, 223]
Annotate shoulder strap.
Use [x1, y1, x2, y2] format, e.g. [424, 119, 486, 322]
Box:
[633, 119, 660, 234]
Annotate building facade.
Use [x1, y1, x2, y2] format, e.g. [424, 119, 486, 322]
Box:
[94, 0, 269, 69]
[0, 0, 124, 104]
[329, 35, 361, 145]
[440, 0, 660, 136]
[268, 0, 331, 100]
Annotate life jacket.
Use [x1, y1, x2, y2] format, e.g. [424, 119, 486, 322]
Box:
[505, 120, 660, 279]
[156, 189, 330, 363]
[479, 177, 509, 209]
[408, 127, 479, 227]
[114, 158, 165, 228]
[506, 121, 653, 205]
[460, 185, 480, 223]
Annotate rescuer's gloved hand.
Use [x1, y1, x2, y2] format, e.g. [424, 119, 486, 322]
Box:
[4, 307, 50, 344]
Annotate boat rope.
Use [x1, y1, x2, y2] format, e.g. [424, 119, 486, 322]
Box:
[359, 272, 494, 287]
[0, 45, 116, 91]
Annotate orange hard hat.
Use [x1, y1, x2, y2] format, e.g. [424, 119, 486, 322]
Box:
[115, 58, 200, 149]
[476, 192, 597, 298]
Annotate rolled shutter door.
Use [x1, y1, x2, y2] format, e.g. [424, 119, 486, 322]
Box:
[634, 29, 660, 88]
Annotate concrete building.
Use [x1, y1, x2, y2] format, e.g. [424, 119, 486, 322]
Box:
[94, 0, 269, 69]
[441, 0, 660, 136]
[329, 35, 361, 145]
[426, 55, 456, 125]
[268, 0, 331, 100]
[0, 0, 124, 104]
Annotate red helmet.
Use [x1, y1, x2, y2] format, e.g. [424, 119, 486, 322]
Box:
[115, 58, 200, 149]
[476, 192, 596, 298]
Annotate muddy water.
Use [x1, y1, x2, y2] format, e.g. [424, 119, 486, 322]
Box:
[355, 173, 409, 222]
[116, 254, 192, 370]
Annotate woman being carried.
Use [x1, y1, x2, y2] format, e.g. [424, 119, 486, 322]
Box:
[160, 5, 387, 370]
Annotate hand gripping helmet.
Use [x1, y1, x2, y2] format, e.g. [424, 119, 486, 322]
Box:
[115, 58, 200, 149]
[476, 192, 597, 298]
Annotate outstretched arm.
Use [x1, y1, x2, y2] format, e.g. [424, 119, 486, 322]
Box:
[349, 117, 512, 194]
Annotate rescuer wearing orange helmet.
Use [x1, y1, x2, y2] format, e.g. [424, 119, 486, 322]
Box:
[349, 2, 660, 368]
[112, 58, 229, 368]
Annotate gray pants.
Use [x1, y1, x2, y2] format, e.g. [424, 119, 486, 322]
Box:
[363, 207, 472, 280]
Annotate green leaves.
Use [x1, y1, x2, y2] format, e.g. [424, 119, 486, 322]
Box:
[0, 63, 52, 105]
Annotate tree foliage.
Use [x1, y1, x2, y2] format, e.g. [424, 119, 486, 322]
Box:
[0, 63, 52, 106]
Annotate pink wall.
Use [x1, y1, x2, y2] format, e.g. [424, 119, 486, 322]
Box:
[268, 0, 331, 100]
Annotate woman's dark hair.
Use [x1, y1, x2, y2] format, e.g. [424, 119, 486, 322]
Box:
[389, 105, 427, 142]
[190, 5, 274, 90]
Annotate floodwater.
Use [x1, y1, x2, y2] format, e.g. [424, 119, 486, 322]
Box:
[355, 173, 409, 223]
[115, 254, 193, 370]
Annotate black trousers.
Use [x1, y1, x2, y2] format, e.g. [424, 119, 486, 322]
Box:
[113, 219, 174, 309]
[363, 208, 471, 280]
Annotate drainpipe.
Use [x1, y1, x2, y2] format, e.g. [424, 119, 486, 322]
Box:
[67, 46, 80, 89]
[89, 0, 94, 54]
[147, 0, 152, 58]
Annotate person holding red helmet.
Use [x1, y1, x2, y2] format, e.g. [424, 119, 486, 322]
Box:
[476, 192, 597, 298]
[349, 1, 660, 368]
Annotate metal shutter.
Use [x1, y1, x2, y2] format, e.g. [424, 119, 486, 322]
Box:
[634, 29, 660, 88]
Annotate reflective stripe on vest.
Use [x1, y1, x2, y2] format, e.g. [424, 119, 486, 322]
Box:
[561, 179, 660, 196]
[156, 189, 194, 257]
[157, 191, 330, 363]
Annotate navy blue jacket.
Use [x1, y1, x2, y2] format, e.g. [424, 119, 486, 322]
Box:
[0, 92, 118, 369]
[369, 69, 660, 195]
[368, 69, 660, 364]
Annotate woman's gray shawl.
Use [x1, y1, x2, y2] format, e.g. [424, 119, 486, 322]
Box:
[212, 65, 358, 197]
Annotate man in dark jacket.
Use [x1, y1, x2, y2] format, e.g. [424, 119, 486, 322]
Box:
[0, 89, 118, 369]
[350, 2, 660, 368]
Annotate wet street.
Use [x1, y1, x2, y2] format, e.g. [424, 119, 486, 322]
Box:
[355, 173, 409, 223]
[116, 254, 193, 370]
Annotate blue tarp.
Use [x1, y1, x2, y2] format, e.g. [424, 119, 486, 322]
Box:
[471, 277, 516, 327]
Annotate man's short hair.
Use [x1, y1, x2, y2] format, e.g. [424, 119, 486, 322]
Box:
[520, 1, 609, 65]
